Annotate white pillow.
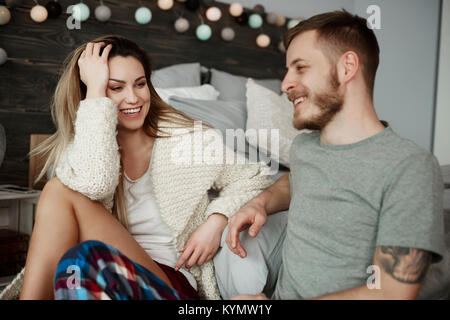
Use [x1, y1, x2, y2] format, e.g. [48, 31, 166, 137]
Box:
[246, 78, 309, 167]
[155, 84, 220, 104]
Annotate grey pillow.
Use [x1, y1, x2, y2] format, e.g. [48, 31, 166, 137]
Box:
[168, 96, 284, 171]
[151, 63, 201, 88]
[168, 96, 287, 176]
[210, 68, 282, 102]
[168, 96, 248, 156]
[168, 96, 246, 133]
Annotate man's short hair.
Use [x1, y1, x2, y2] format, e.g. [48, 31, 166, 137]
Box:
[284, 10, 380, 97]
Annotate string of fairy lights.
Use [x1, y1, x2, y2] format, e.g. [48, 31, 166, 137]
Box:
[0, 0, 303, 66]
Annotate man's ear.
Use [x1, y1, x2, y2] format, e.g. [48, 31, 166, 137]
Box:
[337, 51, 359, 84]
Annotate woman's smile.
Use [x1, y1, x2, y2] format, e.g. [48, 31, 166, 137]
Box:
[119, 106, 143, 118]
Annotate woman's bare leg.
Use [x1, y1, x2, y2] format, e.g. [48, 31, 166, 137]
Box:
[20, 177, 172, 299]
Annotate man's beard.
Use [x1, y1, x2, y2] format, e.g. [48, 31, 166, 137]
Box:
[293, 68, 343, 131]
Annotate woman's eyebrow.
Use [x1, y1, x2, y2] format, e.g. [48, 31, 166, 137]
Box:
[109, 76, 146, 83]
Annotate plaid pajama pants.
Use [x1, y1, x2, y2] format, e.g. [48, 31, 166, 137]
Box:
[53, 240, 191, 300]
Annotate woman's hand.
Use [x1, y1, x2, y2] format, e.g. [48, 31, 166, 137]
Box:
[78, 41, 113, 99]
[175, 213, 227, 271]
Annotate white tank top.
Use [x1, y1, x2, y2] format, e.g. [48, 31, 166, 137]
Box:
[123, 157, 197, 290]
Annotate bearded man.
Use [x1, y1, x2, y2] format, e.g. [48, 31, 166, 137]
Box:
[226, 10, 445, 300]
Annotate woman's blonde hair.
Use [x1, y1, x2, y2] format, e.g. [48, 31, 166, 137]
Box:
[31, 35, 196, 229]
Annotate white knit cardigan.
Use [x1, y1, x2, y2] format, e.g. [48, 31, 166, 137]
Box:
[0, 97, 273, 300]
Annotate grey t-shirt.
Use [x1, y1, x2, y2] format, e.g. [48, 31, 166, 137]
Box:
[273, 126, 445, 299]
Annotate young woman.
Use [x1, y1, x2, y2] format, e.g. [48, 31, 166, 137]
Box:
[9, 35, 274, 300]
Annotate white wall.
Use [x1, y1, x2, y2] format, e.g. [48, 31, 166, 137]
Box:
[434, 0, 450, 166]
[219, 0, 442, 152]
[353, 0, 441, 151]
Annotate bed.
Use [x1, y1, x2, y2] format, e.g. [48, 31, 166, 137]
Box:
[1, 58, 449, 300]
[0, 0, 448, 300]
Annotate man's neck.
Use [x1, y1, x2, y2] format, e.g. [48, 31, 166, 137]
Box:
[320, 98, 385, 146]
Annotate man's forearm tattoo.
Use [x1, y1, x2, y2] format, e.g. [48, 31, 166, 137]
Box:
[376, 246, 432, 284]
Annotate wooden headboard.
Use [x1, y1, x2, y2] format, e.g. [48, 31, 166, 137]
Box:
[0, 0, 287, 187]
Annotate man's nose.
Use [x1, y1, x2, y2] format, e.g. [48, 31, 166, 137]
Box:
[281, 73, 297, 94]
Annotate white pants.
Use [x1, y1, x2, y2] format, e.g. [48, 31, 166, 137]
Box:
[213, 210, 288, 299]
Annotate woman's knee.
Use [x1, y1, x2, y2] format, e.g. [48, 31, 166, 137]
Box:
[35, 177, 75, 218]
[42, 176, 67, 193]
[38, 177, 99, 216]
[42, 177, 87, 202]
[39, 177, 80, 205]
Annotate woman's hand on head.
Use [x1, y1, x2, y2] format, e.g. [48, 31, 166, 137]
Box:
[78, 42, 113, 99]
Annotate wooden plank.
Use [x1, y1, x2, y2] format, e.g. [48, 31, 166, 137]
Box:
[0, 0, 285, 76]
[0, 111, 55, 187]
[0, 0, 288, 187]
[0, 61, 60, 113]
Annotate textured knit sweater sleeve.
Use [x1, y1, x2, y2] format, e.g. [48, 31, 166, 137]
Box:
[55, 97, 120, 211]
[203, 135, 274, 220]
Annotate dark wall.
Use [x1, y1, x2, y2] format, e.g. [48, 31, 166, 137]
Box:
[0, 0, 286, 187]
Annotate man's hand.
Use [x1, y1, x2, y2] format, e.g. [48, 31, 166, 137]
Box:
[225, 198, 268, 258]
[225, 172, 290, 258]
[175, 213, 227, 271]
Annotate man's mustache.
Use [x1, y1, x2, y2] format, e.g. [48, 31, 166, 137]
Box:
[288, 91, 308, 102]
